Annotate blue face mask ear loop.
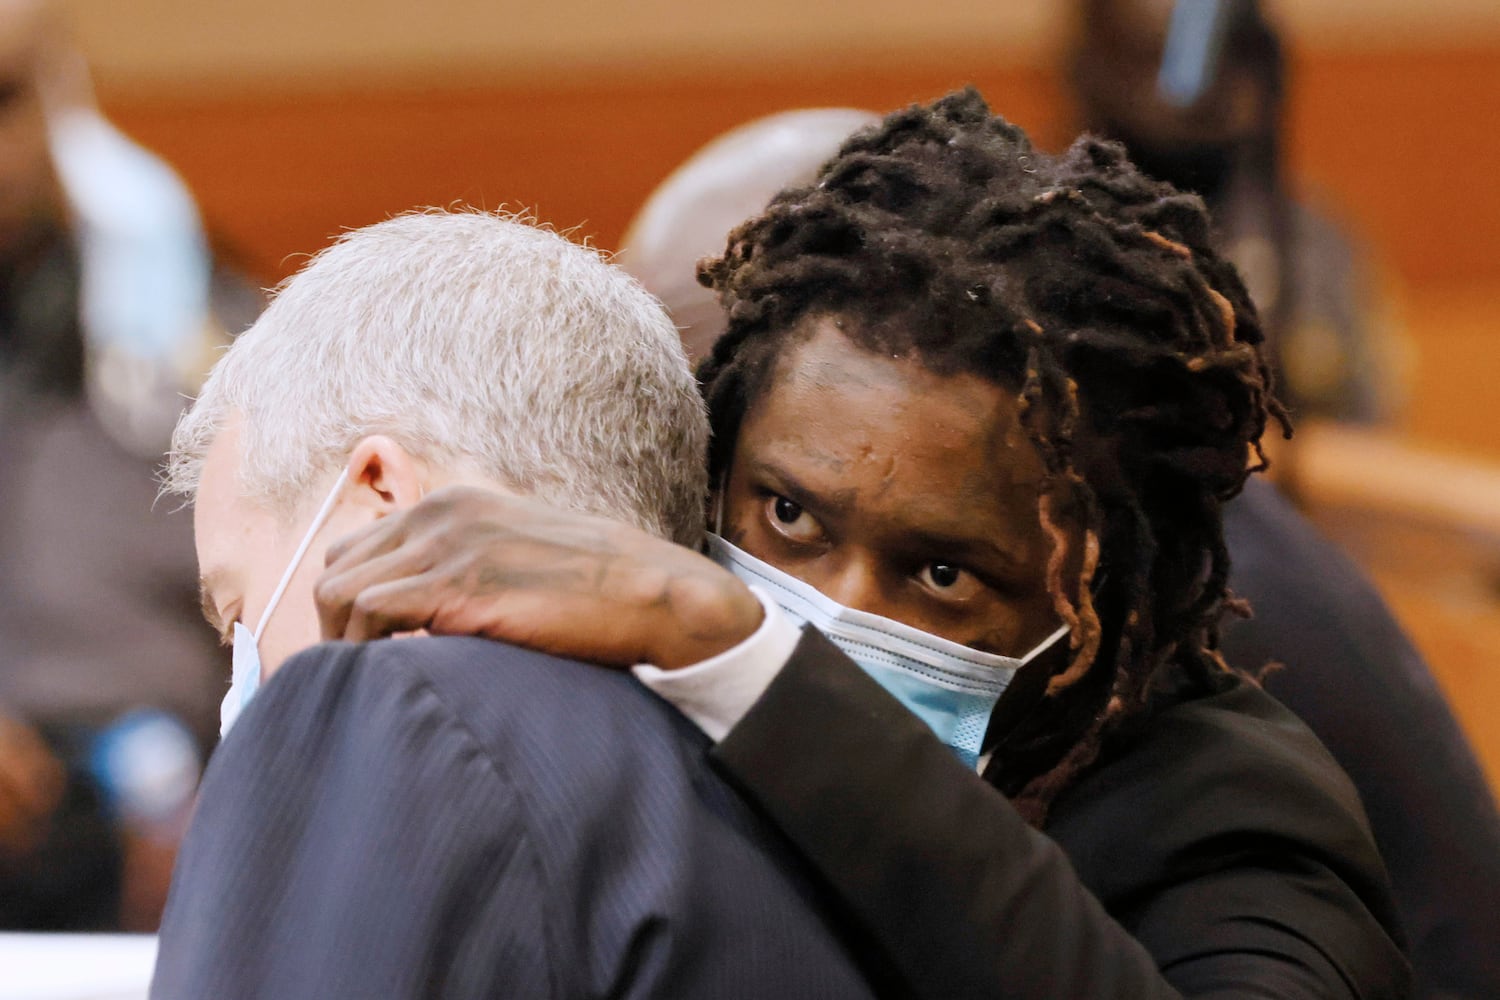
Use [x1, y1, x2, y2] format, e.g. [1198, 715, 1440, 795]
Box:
[221, 468, 352, 739]
[251, 467, 352, 645]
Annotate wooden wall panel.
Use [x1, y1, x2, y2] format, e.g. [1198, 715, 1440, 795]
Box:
[101, 46, 1500, 457]
[53, 0, 1500, 87]
[99, 63, 1067, 283]
[100, 46, 1500, 289]
[1286, 46, 1500, 289]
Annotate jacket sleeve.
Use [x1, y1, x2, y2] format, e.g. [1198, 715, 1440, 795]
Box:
[710, 628, 1409, 1000]
[150, 643, 554, 1000]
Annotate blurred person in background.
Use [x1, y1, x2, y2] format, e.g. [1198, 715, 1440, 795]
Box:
[0, 0, 254, 931]
[1069, 4, 1500, 994]
[1069, 0, 1407, 429]
[624, 102, 1500, 1000]
[151, 211, 884, 1000]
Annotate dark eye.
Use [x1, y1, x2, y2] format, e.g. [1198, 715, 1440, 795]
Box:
[917, 561, 983, 601]
[925, 563, 962, 588]
[773, 497, 801, 523]
[765, 495, 824, 544]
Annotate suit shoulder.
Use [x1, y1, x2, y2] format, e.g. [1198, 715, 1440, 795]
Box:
[1058, 675, 1368, 839]
[1048, 673, 1395, 922]
[351, 635, 663, 727]
[263, 636, 648, 731]
[348, 636, 702, 779]
[242, 636, 704, 827]
[215, 638, 512, 786]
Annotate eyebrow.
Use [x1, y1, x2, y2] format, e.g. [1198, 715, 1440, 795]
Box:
[748, 459, 859, 517]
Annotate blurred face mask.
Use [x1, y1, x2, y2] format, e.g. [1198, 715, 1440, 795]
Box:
[707, 535, 1068, 769]
[219, 470, 349, 739]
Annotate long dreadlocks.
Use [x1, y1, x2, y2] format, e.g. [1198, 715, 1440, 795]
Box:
[697, 88, 1288, 823]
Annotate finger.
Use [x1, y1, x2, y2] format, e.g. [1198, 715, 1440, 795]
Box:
[342, 573, 450, 643]
[323, 509, 409, 570]
[316, 543, 438, 641]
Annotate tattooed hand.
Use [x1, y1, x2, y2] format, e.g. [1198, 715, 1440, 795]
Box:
[316, 486, 763, 670]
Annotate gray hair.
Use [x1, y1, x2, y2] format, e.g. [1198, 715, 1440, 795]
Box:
[165, 209, 708, 546]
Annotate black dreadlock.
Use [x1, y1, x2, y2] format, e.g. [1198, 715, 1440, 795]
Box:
[697, 88, 1289, 824]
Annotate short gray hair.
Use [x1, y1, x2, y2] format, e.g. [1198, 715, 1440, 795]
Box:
[165, 209, 708, 546]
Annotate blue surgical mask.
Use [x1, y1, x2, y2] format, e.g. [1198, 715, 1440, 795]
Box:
[220, 470, 350, 739]
[708, 535, 1068, 769]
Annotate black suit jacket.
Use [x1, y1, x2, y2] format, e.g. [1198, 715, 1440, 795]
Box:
[712, 628, 1411, 999]
[151, 636, 885, 999]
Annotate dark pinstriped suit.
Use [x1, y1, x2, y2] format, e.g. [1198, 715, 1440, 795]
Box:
[151, 636, 887, 999]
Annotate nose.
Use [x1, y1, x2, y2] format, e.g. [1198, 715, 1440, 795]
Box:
[811, 552, 894, 619]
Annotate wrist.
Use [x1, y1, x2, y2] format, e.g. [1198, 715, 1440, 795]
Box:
[652, 569, 764, 669]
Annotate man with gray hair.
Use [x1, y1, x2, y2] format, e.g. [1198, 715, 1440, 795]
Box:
[149, 210, 881, 999]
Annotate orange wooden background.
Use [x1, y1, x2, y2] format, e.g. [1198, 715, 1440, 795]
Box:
[100, 46, 1500, 284]
[100, 44, 1500, 456]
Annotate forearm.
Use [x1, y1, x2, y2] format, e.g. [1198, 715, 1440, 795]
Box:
[710, 629, 1175, 1000]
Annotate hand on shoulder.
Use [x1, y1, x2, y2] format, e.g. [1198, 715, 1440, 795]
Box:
[315, 485, 762, 670]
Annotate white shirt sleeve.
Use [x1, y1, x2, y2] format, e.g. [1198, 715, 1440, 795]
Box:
[631, 586, 802, 742]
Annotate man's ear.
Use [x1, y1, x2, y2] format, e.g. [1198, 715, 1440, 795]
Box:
[345, 436, 427, 514]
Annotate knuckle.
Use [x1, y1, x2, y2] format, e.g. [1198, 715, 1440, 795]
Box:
[350, 590, 383, 619]
[312, 574, 348, 610]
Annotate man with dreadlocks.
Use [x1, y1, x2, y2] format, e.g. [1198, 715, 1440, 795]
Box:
[315, 91, 1407, 997]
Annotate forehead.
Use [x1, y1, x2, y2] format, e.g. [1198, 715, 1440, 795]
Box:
[195, 423, 247, 522]
[741, 321, 1045, 528]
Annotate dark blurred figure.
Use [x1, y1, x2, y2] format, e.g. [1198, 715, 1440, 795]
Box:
[1069, 0, 1405, 425]
[621, 106, 1500, 1000]
[1069, 5, 1500, 994]
[0, 0, 251, 931]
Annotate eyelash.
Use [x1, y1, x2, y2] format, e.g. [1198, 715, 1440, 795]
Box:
[219, 607, 243, 647]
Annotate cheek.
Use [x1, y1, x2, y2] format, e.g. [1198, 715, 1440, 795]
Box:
[717, 479, 764, 546]
[969, 592, 1062, 658]
[255, 586, 323, 679]
[726, 503, 792, 571]
[252, 548, 330, 678]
